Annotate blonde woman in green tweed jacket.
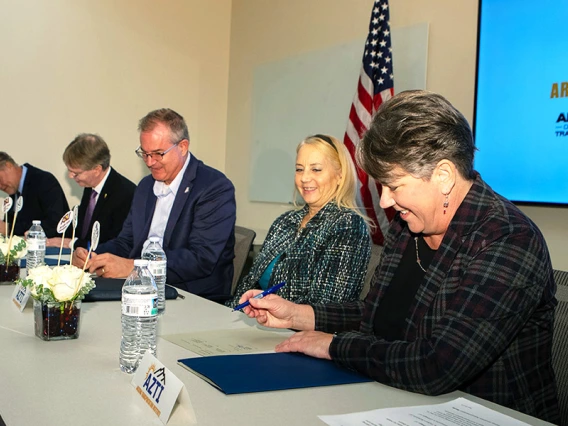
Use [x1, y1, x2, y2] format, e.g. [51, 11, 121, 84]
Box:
[227, 135, 372, 309]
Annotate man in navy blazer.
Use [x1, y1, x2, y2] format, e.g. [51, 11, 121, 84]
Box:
[0, 152, 69, 238]
[73, 109, 236, 299]
[47, 133, 136, 249]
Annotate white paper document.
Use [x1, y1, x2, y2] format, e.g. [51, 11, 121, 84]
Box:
[162, 327, 290, 356]
[319, 397, 530, 426]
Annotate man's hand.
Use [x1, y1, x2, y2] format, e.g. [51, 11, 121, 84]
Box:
[72, 247, 89, 268]
[87, 253, 134, 278]
[275, 331, 333, 360]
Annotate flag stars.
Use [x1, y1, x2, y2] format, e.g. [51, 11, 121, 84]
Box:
[372, 17, 379, 25]
[371, 39, 378, 46]
[381, 2, 388, 10]
[385, 57, 391, 63]
[379, 14, 385, 21]
[371, 28, 378, 36]
[383, 29, 390, 37]
[379, 40, 387, 47]
[381, 66, 388, 74]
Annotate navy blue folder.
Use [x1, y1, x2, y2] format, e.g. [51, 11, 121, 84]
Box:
[177, 352, 372, 394]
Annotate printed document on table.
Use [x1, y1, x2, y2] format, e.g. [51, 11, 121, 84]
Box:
[319, 397, 531, 426]
[162, 328, 290, 356]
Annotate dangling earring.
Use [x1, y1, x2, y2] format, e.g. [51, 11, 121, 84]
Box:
[443, 193, 449, 215]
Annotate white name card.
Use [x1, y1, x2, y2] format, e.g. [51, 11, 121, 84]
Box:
[11, 283, 31, 312]
[131, 351, 195, 425]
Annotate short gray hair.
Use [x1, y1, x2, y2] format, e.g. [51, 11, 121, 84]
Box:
[138, 108, 189, 145]
[356, 90, 476, 183]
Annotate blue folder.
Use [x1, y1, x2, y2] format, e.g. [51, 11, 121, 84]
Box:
[177, 352, 372, 394]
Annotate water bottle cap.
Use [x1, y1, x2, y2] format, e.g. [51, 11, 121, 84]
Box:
[32, 220, 41, 225]
[134, 259, 149, 267]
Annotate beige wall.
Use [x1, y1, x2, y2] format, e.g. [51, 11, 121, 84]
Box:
[2, 0, 567, 270]
[225, 0, 568, 270]
[1, 0, 232, 205]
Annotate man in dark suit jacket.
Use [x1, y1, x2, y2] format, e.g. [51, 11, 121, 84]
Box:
[73, 109, 236, 299]
[0, 152, 69, 238]
[47, 134, 136, 249]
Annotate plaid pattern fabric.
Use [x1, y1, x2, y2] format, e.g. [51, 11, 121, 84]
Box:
[314, 176, 559, 423]
[228, 202, 371, 308]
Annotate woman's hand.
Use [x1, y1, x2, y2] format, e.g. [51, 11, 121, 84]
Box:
[239, 290, 297, 329]
[239, 290, 315, 331]
[275, 331, 333, 360]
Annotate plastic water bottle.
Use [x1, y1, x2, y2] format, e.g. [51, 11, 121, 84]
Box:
[142, 237, 167, 315]
[26, 220, 46, 269]
[119, 259, 158, 374]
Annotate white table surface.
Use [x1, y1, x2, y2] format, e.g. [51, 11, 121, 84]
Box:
[0, 285, 555, 426]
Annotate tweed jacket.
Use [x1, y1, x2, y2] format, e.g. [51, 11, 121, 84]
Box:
[314, 175, 559, 423]
[228, 202, 371, 308]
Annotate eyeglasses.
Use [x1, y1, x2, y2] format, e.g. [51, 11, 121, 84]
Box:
[135, 142, 181, 161]
[67, 169, 90, 179]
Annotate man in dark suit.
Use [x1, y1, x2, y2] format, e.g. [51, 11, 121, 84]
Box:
[73, 109, 236, 299]
[0, 152, 69, 238]
[47, 134, 136, 249]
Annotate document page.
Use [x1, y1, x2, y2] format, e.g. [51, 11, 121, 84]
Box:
[162, 327, 290, 356]
[319, 397, 530, 426]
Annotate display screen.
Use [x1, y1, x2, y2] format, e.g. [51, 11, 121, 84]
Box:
[474, 0, 568, 204]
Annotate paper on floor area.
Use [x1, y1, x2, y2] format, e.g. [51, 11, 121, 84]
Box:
[319, 397, 531, 426]
[162, 327, 290, 356]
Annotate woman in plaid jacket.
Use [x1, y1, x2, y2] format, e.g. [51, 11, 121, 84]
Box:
[238, 91, 559, 424]
[227, 135, 371, 308]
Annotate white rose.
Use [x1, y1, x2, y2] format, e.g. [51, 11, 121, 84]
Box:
[27, 265, 54, 295]
[0, 236, 27, 260]
[49, 265, 93, 301]
[51, 282, 78, 302]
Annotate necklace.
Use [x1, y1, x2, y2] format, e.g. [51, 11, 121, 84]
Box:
[414, 237, 427, 273]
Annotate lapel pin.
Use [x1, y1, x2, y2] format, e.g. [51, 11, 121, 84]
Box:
[184, 187, 189, 193]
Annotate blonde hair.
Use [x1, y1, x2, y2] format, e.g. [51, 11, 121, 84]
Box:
[294, 135, 369, 224]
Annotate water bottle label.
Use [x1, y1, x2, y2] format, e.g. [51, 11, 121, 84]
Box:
[122, 294, 158, 317]
[148, 260, 167, 277]
[27, 240, 45, 251]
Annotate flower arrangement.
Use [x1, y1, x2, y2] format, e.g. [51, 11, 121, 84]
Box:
[0, 235, 26, 282]
[0, 235, 27, 264]
[18, 265, 96, 341]
[19, 264, 96, 303]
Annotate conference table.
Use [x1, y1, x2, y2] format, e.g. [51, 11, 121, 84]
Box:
[0, 282, 555, 426]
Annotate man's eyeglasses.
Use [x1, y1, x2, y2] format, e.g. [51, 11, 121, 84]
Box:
[135, 142, 181, 161]
[68, 169, 90, 179]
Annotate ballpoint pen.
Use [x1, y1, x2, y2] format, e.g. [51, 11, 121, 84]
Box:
[232, 281, 286, 312]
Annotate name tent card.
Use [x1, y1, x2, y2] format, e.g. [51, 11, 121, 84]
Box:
[131, 351, 195, 425]
[11, 284, 31, 312]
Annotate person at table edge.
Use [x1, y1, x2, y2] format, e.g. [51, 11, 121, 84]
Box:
[238, 90, 559, 423]
[73, 108, 236, 300]
[0, 152, 69, 238]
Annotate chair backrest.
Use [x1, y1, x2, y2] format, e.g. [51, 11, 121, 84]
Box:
[232, 226, 256, 295]
[360, 244, 383, 300]
[553, 269, 568, 425]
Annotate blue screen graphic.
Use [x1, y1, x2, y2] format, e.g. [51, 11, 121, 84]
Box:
[475, 0, 568, 204]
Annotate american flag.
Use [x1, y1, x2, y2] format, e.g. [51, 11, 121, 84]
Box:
[343, 0, 395, 246]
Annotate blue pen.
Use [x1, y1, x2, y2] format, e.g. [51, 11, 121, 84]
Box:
[232, 281, 286, 312]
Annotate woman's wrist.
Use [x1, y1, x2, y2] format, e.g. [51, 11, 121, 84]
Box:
[291, 304, 316, 331]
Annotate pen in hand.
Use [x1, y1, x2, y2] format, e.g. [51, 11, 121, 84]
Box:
[232, 281, 286, 312]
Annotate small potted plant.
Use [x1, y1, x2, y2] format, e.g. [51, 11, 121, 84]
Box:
[19, 264, 96, 341]
[0, 235, 26, 283]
